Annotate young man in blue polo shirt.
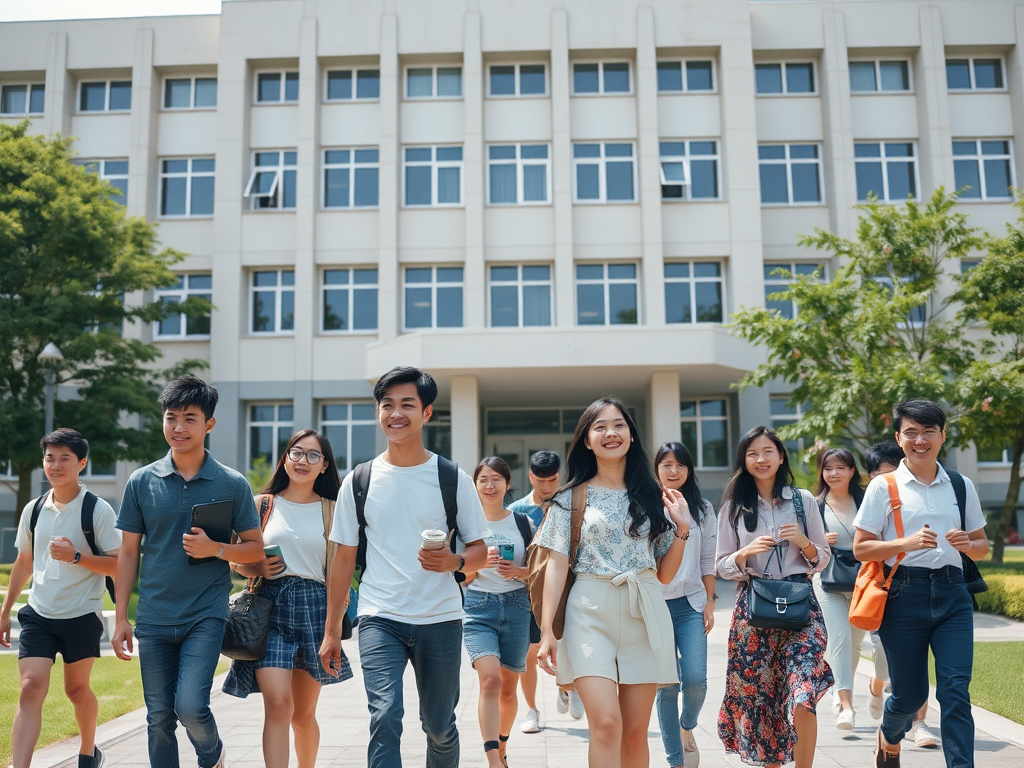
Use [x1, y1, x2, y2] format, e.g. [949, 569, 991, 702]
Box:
[112, 376, 265, 768]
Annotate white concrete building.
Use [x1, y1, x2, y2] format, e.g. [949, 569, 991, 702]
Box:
[1, 0, 1022, 527]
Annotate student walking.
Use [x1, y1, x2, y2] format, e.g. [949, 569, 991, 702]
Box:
[1, 429, 120, 768]
[716, 426, 832, 768]
[319, 367, 490, 768]
[465, 457, 535, 768]
[223, 429, 353, 768]
[535, 397, 689, 768]
[652, 442, 717, 768]
[853, 401, 988, 768]
[112, 377, 265, 768]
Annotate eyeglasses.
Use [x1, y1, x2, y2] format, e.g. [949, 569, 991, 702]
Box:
[286, 448, 323, 465]
[900, 429, 942, 440]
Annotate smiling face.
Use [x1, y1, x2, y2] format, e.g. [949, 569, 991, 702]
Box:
[475, 465, 509, 506]
[42, 444, 87, 491]
[377, 382, 432, 445]
[163, 406, 213, 456]
[657, 455, 688, 491]
[584, 404, 631, 461]
[744, 434, 782, 484]
[283, 434, 328, 487]
[822, 457, 855, 492]
[894, 416, 945, 471]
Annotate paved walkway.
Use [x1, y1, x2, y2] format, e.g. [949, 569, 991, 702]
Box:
[25, 580, 1024, 768]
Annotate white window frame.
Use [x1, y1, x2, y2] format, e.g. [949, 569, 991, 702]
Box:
[78, 80, 132, 113]
[679, 398, 730, 469]
[1, 83, 45, 115]
[247, 403, 294, 470]
[659, 140, 721, 201]
[763, 262, 826, 318]
[487, 143, 552, 206]
[154, 273, 212, 340]
[159, 157, 215, 218]
[402, 145, 464, 208]
[758, 143, 824, 206]
[254, 71, 299, 104]
[162, 76, 217, 110]
[321, 267, 379, 333]
[574, 262, 641, 326]
[848, 60, 912, 94]
[572, 142, 637, 204]
[403, 65, 463, 100]
[81, 158, 129, 203]
[754, 61, 817, 96]
[320, 402, 379, 474]
[402, 266, 465, 331]
[250, 269, 295, 335]
[854, 141, 920, 203]
[322, 148, 380, 209]
[487, 264, 554, 328]
[952, 139, 1015, 201]
[323, 68, 381, 102]
[663, 260, 726, 324]
[769, 395, 812, 459]
[82, 459, 116, 479]
[486, 63, 548, 97]
[244, 150, 298, 210]
[946, 57, 1006, 92]
[571, 61, 633, 95]
[655, 59, 717, 93]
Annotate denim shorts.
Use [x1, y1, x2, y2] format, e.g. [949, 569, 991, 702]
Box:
[463, 588, 532, 672]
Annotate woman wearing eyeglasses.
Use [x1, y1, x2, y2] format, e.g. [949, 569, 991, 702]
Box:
[223, 430, 352, 768]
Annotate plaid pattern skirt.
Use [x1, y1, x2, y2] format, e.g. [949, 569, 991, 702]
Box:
[223, 575, 352, 698]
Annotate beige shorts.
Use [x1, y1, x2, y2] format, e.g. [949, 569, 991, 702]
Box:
[556, 569, 678, 689]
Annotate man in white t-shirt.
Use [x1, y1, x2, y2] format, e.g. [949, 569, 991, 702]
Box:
[320, 367, 489, 768]
[853, 400, 988, 768]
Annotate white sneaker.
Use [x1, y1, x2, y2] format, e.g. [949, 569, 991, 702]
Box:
[836, 708, 855, 730]
[556, 690, 569, 714]
[568, 690, 585, 720]
[912, 720, 938, 748]
[868, 691, 884, 720]
[831, 690, 842, 716]
[520, 708, 541, 734]
[680, 728, 700, 768]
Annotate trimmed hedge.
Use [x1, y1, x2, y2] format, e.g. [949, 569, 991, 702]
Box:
[976, 572, 1024, 621]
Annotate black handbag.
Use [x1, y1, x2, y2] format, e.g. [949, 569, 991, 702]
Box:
[746, 488, 812, 630]
[820, 548, 861, 593]
[222, 581, 273, 661]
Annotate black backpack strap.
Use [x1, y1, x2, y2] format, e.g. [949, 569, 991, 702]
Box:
[947, 470, 968, 530]
[351, 460, 373, 579]
[436, 456, 463, 584]
[80, 491, 117, 604]
[28, 494, 47, 549]
[790, 486, 808, 536]
[513, 511, 534, 548]
[815, 496, 828, 531]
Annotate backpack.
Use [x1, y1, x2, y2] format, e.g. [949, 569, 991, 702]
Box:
[944, 468, 987, 596]
[30, 491, 116, 604]
[512, 511, 534, 549]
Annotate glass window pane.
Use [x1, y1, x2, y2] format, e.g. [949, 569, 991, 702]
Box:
[250, 426, 274, 467]
[324, 288, 349, 330]
[665, 263, 689, 278]
[353, 287, 377, 330]
[406, 267, 432, 283]
[322, 404, 348, 421]
[158, 297, 182, 336]
[686, 61, 713, 90]
[758, 145, 786, 160]
[791, 162, 821, 203]
[694, 281, 723, 322]
[491, 266, 517, 282]
[437, 146, 463, 161]
[879, 61, 909, 91]
[522, 265, 550, 281]
[491, 284, 519, 327]
[251, 405, 275, 422]
[185, 301, 210, 336]
[574, 143, 601, 158]
[80, 82, 107, 111]
[165, 78, 192, 108]
[608, 264, 635, 279]
[946, 59, 971, 89]
[694, 262, 720, 278]
[405, 287, 431, 327]
[690, 159, 718, 198]
[354, 167, 379, 207]
[489, 163, 517, 204]
[520, 64, 546, 95]
[660, 141, 685, 157]
[786, 64, 814, 93]
[352, 403, 376, 421]
[849, 62, 877, 92]
[2, 85, 27, 114]
[490, 145, 516, 160]
[701, 419, 728, 467]
[952, 141, 975, 156]
[194, 78, 217, 107]
[759, 163, 789, 204]
[973, 59, 1003, 89]
[192, 158, 215, 173]
[352, 424, 378, 465]
[576, 284, 605, 325]
[665, 282, 692, 324]
[405, 165, 432, 205]
[755, 64, 783, 94]
[574, 63, 599, 93]
[954, 159, 982, 198]
[657, 61, 683, 92]
[355, 149, 379, 163]
[109, 82, 132, 110]
[983, 158, 1013, 199]
[284, 72, 299, 101]
[407, 68, 433, 97]
[490, 65, 516, 95]
[282, 169, 297, 208]
[576, 163, 600, 199]
[855, 161, 884, 201]
[437, 67, 462, 97]
[603, 62, 630, 92]
[605, 161, 634, 201]
[29, 84, 45, 114]
[327, 70, 353, 100]
[521, 145, 548, 159]
[854, 143, 881, 158]
[323, 424, 348, 469]
[523, 165, 547, 202]
[576, 264, 603, 280]
[662, 161, 686, 183]
[437, 267, 463, 282]
[189, 274, 212, 290]
[522, 285, 551, 326]
[885, 143, 912, 158]
[325, 269, 349, 285]
[325, 167, 351, 207]
[354, 268, 377, 285]
[280, 290, 294, 330]
[679, 401, 697, 418]
[770, 397, 796, 416]
[789, 144, 818, 160]
[886, 161, 915, 200]
[357, 70, 380, 99]
[700, 399, 726, 417]
[765, 286, 793, 318]
[163, 159, 188, 174]
[608, 283, 637, 324]
[690, 141, 715, 156]
[253, 291, 275, 331]
[436, 286, 463, 327]
[190, 176, 214, 216]
[161, 177, 187, 216]
[981, 140, 1009, 155]
[437, 166, 461, 204]
[680, 422, 698, 457]
[405, 147, 432, 162]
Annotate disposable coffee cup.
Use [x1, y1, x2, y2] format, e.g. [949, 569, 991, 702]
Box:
[421, 529, 447, 550]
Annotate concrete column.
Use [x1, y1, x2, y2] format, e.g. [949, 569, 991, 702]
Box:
[635, 6, 665, 327]
[648, 372, 682, 452]
[550, 7, 575, 328]
[377, 12, 400, 341]
[43, 32, 70, 137]
[737, 385, 771, 436]
[1010, 7, 1024, 193]
[463, 12, 486, 329]
[450, 375, 480, 468]
[915, 6, 954, 196]
[128, 27, 157, 221]
[820, 9, 857, 240]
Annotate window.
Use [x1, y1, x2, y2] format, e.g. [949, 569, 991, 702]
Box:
[159, 158, 215, 217]
[424, 409, 452, 459]
[758, 144, 823, 205]
[404, 267, 464, 330]
[755, 63, 815, 95]
[855, 142, 917, 202]
[953, 140, 1013, 201]
[249, 404, 293, 469]
[406, 66, 462, 99]
[849, 61, 910, 93]
[321, 403, 378, 473]
[960, 258, 982, 273]
[1, 83, 45, 115]
[322, 268, 378, 332]
[664, 262, 724, 324]
[488, 64, 546, 96]
[575, 263, 638, 326]
[323, 149, 379, 208]
[81, 159, 128, 204]
[155, 274, 212, 339]
[656, 60, 714, 92]
[79, 80, 131, 112]
[770, 396, 811, 459]
[325, 69, 380, 100]
[489, 265, 552, 327]
[82, 459, 116, 478]
[404, 146, 463, 206]
[244, 151, 297, 210]
[659, 141, 720, 200]
[488, 144, 550, 205]
[763, 262, 825, 319]
[573, 143, 636, 203]
[680, 399, 728, 468]
[163, 77, 217, 109]
[256, 71, 299, 103]
[872, 275, 927, 326]
[946, 58, 1004, 91]
[977, 443, 1014, 465]
[572, 62, 631, 95]
[251, 270, 295, 334]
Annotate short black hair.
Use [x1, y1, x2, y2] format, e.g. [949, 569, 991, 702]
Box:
[892, 399, 946, 433]
[40, 428, 89, 461]
[158, 375, 219, 420]
[372, 367, 438, 408]
[863, 441, 905, 475]
[529, 450, 560, 478]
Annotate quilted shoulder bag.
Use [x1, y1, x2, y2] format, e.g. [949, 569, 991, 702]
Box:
[747, 488, 812, 630]
[221, 495, 277, 660]
[817, 497, 861, 594]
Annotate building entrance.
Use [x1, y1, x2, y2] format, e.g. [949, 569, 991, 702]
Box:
[484, 407, 584, 499]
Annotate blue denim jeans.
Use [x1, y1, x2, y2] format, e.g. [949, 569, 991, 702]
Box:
[655, 597, 708, 766]
[877, 565, 975, 768]
[358, 617, 462, 768]
[136, 618, 225, 768]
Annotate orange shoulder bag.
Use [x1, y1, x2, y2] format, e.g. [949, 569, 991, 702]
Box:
[849, 473, 905, 631]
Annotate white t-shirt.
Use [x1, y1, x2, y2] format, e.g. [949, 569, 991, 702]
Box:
[469, 512, 533, 595]
[853, 460, 986, 569]
[331, 453, 490, 625]
[263, 498, 327, 583]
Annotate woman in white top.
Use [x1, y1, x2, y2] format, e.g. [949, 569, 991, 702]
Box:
[224, 430, 352, 768]
[653, 442, 717, 768]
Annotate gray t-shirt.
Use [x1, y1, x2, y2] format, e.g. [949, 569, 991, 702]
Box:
[116, 451, 259, 626]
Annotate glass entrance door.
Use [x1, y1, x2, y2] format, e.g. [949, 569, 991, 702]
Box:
[484, 407, 585, 500]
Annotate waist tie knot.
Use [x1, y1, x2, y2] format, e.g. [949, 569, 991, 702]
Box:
[609, 570, 663, 652]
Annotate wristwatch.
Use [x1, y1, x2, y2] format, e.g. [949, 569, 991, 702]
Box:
[456, 555, 466, 572]
[71, 551, 82, 565]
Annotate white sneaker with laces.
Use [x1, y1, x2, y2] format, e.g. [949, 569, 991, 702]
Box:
[520, 708, 541, 734]
[556, 690, 569, 714]
[568, 690, 585, 720]
[912, 720, 938, 748]
[836, 708, 855, 730]
[680, 728, 700, 768]
[868, 691, 884, 720]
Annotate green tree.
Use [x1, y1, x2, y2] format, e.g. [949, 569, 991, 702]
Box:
[731, 188, 982, 457]
[0, 122, 207, 520]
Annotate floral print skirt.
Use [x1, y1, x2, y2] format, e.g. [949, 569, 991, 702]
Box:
[718, 581, 833, 766]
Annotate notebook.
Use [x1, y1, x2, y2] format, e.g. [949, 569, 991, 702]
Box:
[188, 500, 233, 565]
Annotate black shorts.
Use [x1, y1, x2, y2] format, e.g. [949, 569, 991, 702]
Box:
[17, 604, 103, 664]
[529, 613, 541, 645]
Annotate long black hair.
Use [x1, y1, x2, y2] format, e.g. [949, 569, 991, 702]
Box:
[555, 397, 669, 541]
[815, 447, 865, 507]
[653, 442, 706, 524]
[262, 429, 342, 501]
[723, 426, 795, 533]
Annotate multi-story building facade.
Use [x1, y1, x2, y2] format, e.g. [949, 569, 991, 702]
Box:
[1, 0, 1022, 536]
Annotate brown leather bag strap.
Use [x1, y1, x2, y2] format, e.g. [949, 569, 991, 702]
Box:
[567, 484, 588, 569]
[321, 498, 337, 600]
[882, 473, 906, 588]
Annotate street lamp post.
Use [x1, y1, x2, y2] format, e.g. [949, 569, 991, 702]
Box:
[38, 342, 64, 494]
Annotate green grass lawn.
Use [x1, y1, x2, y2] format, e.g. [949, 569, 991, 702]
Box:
[928, 642, 1024, 726]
